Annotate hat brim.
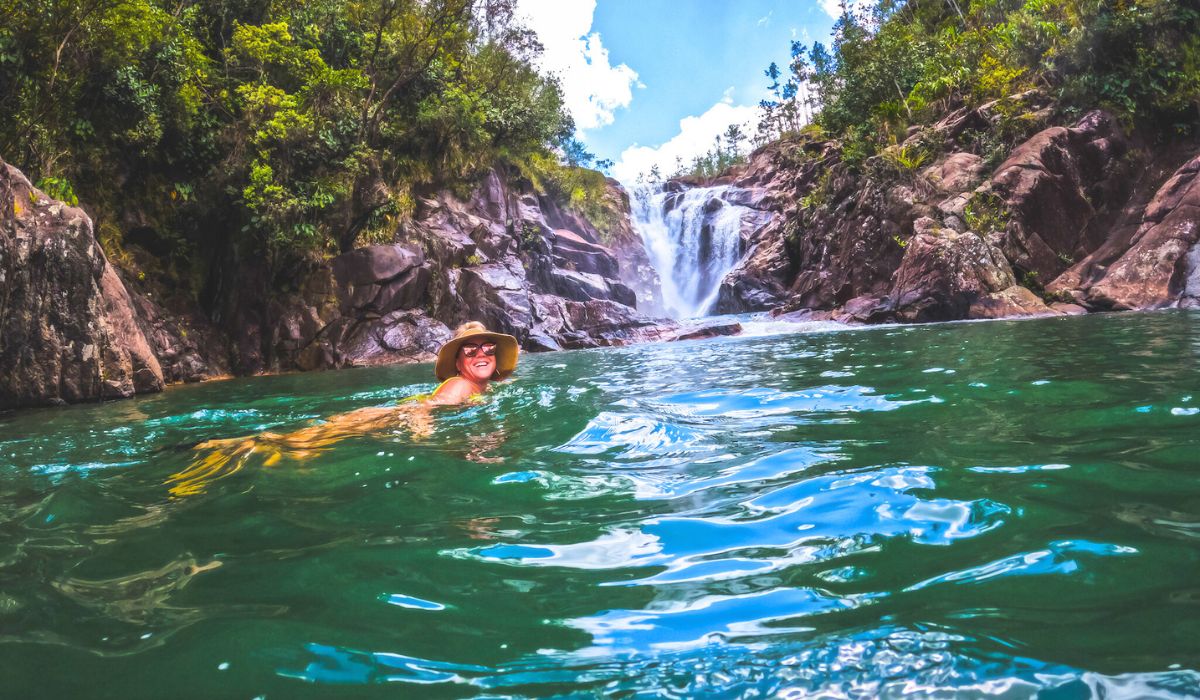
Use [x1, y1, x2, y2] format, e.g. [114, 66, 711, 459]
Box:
[435, 330, 519, 381]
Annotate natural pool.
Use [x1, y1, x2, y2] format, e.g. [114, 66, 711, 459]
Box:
[2, 310, 1200, 698]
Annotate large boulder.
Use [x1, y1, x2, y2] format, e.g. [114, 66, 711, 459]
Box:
[715, 234, 789, 313]
[922, 152, 986, 195]
[887, 219, 1053, 322]
[333, 311, 452, 368]
[448, 263, 535, 338]
[0, 159, 164, 408]
[331, 243, 428, 314]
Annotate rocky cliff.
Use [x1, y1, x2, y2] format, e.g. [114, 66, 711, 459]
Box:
[0, 160, 674, 409]
[270, 169, 673, 372]
[710, 98, 1200, 323]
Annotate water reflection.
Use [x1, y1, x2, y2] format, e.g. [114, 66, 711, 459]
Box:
[4, 311, 1200, 697]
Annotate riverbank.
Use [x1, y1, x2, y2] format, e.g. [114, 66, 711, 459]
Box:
[0, 157, 679, 410]
[5, 113, 1200, 413]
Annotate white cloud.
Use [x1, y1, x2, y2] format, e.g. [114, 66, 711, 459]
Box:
[516, 0, 640, 131]
[611, 92, 761, 187]
[757, 11, 773, 27]
[819, 0, 875, 20]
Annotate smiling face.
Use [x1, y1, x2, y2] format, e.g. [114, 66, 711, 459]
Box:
[455, 342, 497, 384]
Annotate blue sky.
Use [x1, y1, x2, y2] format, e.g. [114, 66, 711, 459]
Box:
[516, 0, 838, 185]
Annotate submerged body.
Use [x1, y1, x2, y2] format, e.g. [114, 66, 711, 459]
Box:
[167, 322, 518, 496]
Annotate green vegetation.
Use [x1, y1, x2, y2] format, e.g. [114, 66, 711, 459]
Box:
[759, 0, 1200, 168]
[0, 0, 588, 279]
[672, 124, 749, 180]
[964, 191, 1010, 234]
[516, 152, 622, 241]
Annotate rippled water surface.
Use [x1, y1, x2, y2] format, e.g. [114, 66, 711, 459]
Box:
[4, 311, 1200, 698]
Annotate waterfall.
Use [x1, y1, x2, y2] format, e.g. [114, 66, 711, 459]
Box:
[631, 184, 752, 319]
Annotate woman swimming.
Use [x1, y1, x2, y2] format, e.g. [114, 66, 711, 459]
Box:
[166, 322, 519, 496]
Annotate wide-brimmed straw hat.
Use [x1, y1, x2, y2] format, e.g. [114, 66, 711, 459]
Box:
[435, 321, 519, 381]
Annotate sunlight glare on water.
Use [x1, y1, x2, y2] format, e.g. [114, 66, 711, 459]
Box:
[2, 311, 1200, 698]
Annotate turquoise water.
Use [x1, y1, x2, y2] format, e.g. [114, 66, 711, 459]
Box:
[2, 310, 1200, 698]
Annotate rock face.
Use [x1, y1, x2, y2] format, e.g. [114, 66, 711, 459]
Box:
[0, 158, 670, 409]
[1055, 154, 1200, 309]
[709, 103, 1200, 323]
[0, 159, 164, 408]
[8, 96, 1198, 409]
[982, 110, 1135, 283]
[263, 168, 672, 372]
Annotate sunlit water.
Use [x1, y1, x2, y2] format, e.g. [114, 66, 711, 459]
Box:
[3, 311, 1200, 698]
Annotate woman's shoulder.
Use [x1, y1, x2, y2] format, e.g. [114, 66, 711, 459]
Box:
[428, 377, 483, 404]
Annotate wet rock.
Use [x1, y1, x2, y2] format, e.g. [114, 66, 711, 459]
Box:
[770, 307, 837, 323]
[721, 187, 771, 209]
[833, 295, 893, 324]
[716, 236, 788, 313]
[667, 321, 743, 342]
[1050, 302, 1089, 315]
[968, 285, 1051, 319]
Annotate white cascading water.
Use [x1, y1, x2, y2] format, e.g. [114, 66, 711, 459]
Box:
[632, 185, 751, 318]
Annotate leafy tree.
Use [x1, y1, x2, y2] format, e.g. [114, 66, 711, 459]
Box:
[759, 0, 1200, 170]
[0, 0, 586, 283]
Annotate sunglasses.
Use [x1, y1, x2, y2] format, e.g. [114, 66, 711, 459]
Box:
[460, 342, 497, 358]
